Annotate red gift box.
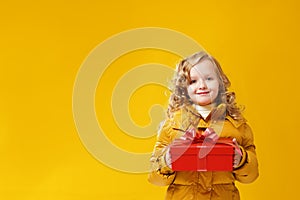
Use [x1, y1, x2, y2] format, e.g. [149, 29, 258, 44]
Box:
[170, 138, 234, 171]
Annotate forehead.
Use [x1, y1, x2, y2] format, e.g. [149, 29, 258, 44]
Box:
[190, 59, 216, 76]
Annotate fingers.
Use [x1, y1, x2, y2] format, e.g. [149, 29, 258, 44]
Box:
[233, 149, 242, 168]
[232, 138, 242, 156]
[233, 154, 241, 168]
[165, 147, 172, 168]
[232, 138, 242, 168]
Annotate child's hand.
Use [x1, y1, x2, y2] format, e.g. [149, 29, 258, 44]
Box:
[165, 147, 172, 168]
[232, 138, 243, 168]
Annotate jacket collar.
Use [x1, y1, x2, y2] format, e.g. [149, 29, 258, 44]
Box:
[184, 104, 246, 128]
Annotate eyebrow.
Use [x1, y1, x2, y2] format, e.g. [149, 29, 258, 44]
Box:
[190, 73, 211, 78]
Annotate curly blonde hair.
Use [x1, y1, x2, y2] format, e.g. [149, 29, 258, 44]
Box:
[167, 51, 244, 120]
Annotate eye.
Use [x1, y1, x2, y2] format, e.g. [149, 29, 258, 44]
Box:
[206, 77, 213, 81]
[190, 80, 196, 84]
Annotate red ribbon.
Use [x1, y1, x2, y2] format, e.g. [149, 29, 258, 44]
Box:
[177, 127, 219, 144]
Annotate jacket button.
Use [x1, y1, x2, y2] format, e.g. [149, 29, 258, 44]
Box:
[207, 187, 212, 192]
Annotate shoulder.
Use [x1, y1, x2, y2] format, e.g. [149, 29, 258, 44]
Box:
[225, 115, 247, 128]
[224, 115, 255, 146]
[226, 115, 254, 139]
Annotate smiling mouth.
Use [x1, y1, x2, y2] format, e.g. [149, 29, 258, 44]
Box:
[196, 91, 210, 95]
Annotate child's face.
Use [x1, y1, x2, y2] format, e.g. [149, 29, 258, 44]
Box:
[187, 59, 220, 106]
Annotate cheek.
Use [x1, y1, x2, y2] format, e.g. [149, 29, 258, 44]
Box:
[213, 84, 219, 93]
[187, 85, 194, 96]
[209, 81, 219, 92]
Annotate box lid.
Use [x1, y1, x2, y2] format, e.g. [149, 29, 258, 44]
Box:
[170, 138, 234, 156]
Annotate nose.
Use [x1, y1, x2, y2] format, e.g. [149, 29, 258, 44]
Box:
[198, 79, 207, 89]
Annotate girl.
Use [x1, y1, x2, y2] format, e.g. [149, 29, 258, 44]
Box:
[148, 51, 259, 200]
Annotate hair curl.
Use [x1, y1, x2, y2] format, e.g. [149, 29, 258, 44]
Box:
[167, 51, 244, 120]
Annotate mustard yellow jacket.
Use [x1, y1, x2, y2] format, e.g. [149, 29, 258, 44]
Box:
[148, 106, 259, 200]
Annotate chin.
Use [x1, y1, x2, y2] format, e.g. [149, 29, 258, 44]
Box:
[191, 97, 213, 106]
[196, 99, 210, 105]
[196, 97, 215, 106]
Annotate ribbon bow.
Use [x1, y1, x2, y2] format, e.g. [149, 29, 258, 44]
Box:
[178, 127, 219, 143]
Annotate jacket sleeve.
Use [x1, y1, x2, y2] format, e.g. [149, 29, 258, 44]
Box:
[148, 118, 179, 186]
[233, 123, 259, 183]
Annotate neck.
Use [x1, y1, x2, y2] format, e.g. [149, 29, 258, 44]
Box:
[194, 103, 216, 111]
[194, 103, 216, 119]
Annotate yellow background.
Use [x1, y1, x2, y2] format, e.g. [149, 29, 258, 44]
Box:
[1, 0, 300, 199]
